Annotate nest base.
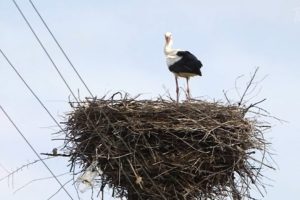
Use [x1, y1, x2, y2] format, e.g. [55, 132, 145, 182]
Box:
[62, 97, 270, 200]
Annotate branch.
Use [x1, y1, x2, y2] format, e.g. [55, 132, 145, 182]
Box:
[0, 157, 53, 183]
[238, 67, 259, 106]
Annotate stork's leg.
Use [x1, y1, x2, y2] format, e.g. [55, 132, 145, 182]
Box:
[175, 76, 179, 103]
[186, 77, 191, 100]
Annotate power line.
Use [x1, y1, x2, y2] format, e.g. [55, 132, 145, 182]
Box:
[1, 48, 76, 198]
[0, 49, 65, 133]
[28, 0, 94, 98]
[0, 105, 74, 200]
[12, 0, 79, 102]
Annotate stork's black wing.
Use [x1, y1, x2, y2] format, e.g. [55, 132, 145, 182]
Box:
[169, 51, 202, 76]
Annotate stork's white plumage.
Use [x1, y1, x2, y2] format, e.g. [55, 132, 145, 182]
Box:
[164, 32, 203, 102]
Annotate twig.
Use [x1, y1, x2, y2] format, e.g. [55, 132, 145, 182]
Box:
[0, 157, 53, 183]
[238, 67, 259, 106]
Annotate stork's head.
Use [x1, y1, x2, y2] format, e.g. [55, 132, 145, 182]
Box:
[164, 32, 172, 44]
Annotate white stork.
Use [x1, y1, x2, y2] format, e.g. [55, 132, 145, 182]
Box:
[164, 32, 203, 102]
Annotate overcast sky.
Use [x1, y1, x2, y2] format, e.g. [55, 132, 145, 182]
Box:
[1, 0, 300, 199]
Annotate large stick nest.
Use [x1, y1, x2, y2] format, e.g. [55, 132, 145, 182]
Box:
[62, 94, 272, 200]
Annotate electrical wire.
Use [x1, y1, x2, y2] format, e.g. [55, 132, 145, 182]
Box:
[28, 0, 94, 98]
[12, 0, 79, 102]
[0, 49, 65, 132]
[0, 105, 74, 200]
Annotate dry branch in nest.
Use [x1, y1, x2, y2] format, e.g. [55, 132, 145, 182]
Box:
[61, 94, 273, 200]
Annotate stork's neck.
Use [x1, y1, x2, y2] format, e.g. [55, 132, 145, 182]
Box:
[164, 39, 175, 55]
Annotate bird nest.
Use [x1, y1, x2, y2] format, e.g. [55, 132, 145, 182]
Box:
[61, 94, 272, 200]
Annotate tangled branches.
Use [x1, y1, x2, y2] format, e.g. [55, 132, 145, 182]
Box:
[61, 94, 273, 200]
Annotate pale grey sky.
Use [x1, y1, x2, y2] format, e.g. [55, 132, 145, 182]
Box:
[1, 0, 300, 199]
